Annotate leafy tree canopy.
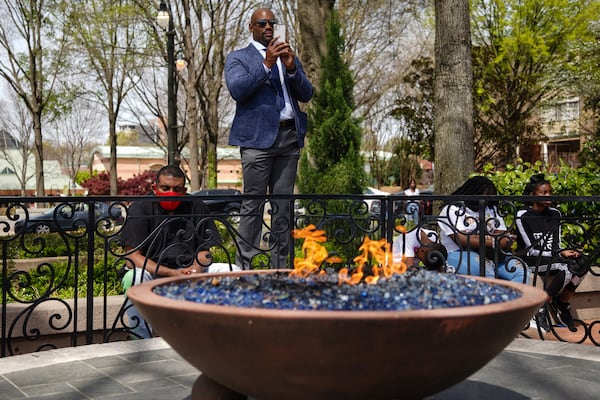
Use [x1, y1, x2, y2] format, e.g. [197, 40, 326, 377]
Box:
[471, 0, 599, 168]
[389, 56, 434, 160]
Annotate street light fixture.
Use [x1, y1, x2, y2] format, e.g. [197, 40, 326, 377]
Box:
[175, 53, 187, 71]
[157, 0, 177, 165]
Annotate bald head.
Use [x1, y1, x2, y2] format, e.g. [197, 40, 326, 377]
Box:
[251, 8, 274, 22]
[249, 8, 277, 46]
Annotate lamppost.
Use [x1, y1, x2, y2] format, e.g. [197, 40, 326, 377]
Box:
[157, 1, 177, 165]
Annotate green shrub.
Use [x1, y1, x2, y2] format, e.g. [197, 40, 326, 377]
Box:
[482, 159, 600, 197]
[9, 233, 71, 258]
[6, 232, 124, 303]
[481, 159, 600, 257]
[8, 256, 122, 303]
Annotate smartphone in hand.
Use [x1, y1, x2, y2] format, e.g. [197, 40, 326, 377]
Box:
[274, 24, 286, 44]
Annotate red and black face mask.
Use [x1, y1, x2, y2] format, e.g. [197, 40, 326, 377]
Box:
[156, 191, 182, 211]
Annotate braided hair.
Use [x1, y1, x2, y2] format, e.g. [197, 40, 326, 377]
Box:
[449, 176, 498, 211]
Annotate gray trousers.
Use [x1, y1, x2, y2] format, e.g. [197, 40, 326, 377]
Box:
[236, 126, 299, 269]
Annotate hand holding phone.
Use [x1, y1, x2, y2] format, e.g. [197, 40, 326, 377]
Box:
[274, 24, 286, 44]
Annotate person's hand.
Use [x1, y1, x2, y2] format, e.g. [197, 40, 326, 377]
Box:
[498, 233, 517, 249]
[180, 266, 200, 276]
[279, 43, 296, 72]
[560, 249, 580, 259]
[264, 39, 292, 69]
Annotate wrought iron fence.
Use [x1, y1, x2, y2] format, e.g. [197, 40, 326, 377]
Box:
[1, 193, 599, 357]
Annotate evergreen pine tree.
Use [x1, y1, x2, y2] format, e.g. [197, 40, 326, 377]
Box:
[297, 11, 366, 195]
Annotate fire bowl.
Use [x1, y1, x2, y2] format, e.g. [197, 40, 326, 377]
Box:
[127, 270, 547, 400]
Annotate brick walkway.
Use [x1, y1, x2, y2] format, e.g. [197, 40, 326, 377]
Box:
[1, 337, 600, 399]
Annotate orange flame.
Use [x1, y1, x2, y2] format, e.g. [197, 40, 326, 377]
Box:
[396, 224, 408, 234]
[290, 225, 341, 278]
[292, 225, 407, 284]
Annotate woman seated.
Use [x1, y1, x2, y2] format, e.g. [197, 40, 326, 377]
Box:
[515, 173, 587, 332]
[437, 176, 525, 283]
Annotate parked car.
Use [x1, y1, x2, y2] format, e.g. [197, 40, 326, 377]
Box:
[392, 187, 434, 218]
[14, 202, 124, 234]
[192, 189, 242, 223]
[364, 186, 390, 215]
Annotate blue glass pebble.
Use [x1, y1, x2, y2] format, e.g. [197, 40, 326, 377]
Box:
[152, 270, 521, 311]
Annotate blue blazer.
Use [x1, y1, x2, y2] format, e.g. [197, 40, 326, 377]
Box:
[225, 44, 314, 149]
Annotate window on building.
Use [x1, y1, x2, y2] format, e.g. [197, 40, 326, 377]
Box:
[556, 100, 579, 121]
[541, 98, 580, 122]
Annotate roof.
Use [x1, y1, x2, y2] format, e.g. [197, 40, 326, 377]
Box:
[92, 146, 165, 160]
[0, 150, 81, 191]
[91, 145, 241, 160]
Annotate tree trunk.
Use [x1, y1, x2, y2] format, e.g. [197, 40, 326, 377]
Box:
[206, 95, 219, 188]
[108, 107, 118, 196]
[433, 0, 474, 195]
[186, 73, 201, 191]
[296, 0, 335, 87]
[32, 113, 45, 196]
[109, 130, 118, 196]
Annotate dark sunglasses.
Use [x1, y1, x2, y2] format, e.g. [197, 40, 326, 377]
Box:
[252, 19, 278, 28]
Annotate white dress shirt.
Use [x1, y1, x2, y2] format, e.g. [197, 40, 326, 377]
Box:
[252, 41, 295, 121]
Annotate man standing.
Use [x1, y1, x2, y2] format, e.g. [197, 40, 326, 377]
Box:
[225, 8, 314, 269]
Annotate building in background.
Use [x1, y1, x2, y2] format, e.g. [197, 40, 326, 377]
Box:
[89, 145, 242, 189]
[520, 95, 596, 167]
[0, 149, 83, 196]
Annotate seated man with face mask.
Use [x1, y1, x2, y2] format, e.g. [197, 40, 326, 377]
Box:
[118, 164, 238, 338]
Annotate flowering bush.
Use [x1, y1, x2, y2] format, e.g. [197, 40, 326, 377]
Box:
[81, 170, 157, 195]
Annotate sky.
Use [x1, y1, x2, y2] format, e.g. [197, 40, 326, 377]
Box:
[0, 81, 10, 101]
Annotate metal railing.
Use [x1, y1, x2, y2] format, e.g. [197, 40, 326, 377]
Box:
[1, 193, 599, 357]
